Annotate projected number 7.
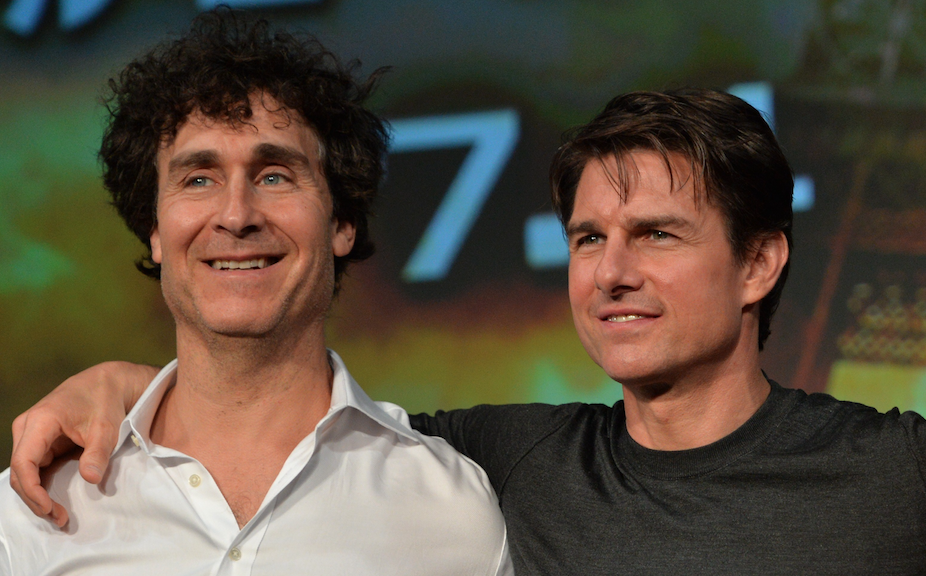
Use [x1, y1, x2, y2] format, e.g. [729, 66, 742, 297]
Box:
[389, 110, 520, 283]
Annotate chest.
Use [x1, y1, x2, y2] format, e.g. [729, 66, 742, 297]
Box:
[201, 456, 283, 528]
[11, 430, 507, 576]
[499, 441, 926, 576]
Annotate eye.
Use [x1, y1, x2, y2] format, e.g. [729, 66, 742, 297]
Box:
[649, 230, 672, 241]
[575, 234, 603, 247]
[261, 173, 287, 185]
[187, 176, 214, 187]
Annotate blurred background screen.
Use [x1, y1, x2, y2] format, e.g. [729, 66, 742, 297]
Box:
[2, 0, 926, 463]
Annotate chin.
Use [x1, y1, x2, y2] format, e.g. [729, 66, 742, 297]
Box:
[597, 353, 667, 388]
[601, 368, 646, 387]
[589, 341, 637, 371]
[197, 312, 281, 339]
[210, 326, 273, 339]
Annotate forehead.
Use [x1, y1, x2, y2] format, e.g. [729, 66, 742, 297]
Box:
[160, 99, 321, 161]
[570, 151, 705, 220]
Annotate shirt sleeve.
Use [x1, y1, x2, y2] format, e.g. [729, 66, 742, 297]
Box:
[0, 518, 12, 576]
[409, 403, 575, 496]
[492, 534, 514, 576]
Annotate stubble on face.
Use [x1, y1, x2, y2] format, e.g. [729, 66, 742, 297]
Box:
[151, 98, 351, 354]
[566, 151, 752, 391]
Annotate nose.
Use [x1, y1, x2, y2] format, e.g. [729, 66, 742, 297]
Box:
[214, 176, 266, 237]
[594, 239, 644, 297]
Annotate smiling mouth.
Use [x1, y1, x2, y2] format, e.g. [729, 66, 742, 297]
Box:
[209, 257, 280, 270]
[605, 314, 650, 323]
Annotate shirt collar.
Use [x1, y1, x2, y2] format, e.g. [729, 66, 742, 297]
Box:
[324, 350, 420, 444]
[115, 350, 420, 456]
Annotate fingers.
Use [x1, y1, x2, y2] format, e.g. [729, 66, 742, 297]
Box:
[8, 360, 152, 522]
[10, 408, 81, 526]
[9, 463, 52, 515]
[78, 421, 119, 485]
[11, 411, 26, 449]
[9, 417, 116, 527]
[9, 414, 59, 520]
[78, 456, 104, 485]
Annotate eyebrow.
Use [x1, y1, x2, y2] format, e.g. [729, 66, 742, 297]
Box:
[166, 150, 220, 178]
[253, 143, 312, 170]
[625, 215, 691, 231]
[565, 214, 693, 238]
[565, 220, 599, 238]
[165, 144, 314, 179]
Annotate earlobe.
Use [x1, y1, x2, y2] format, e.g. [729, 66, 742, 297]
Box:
[150, 228, 162, 264]
[331, 218, 356, 258]
[742, 232, 788, 305]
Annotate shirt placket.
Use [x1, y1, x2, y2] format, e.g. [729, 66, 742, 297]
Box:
[153, 451, 256, 575]
[211, 513, 271, 576]
[146, 427, 324, 576]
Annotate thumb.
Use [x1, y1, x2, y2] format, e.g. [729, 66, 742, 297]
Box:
[78, 421, 119, 484]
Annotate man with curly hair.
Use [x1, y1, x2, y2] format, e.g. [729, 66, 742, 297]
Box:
[0, 10, 512, 575]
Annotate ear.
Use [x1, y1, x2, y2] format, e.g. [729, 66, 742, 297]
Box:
[741, 231, 788, 306]
[331, 217, 356, 258]
[150, 227, 163, 264]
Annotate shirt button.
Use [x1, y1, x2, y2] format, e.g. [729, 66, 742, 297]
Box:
[130, 435, 140, 447]
[189, 474, 201, 488]
[229, 547, 242, 561]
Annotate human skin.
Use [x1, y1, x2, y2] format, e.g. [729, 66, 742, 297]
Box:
[566, 151, 787, 450]
[154, 100, 353, 345]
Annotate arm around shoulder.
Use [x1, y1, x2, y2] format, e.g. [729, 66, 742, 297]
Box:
[410, 403, 578, 496]
[9, 361, 159, 526]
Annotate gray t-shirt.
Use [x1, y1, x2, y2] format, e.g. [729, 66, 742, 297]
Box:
[412, 381, 926, 575]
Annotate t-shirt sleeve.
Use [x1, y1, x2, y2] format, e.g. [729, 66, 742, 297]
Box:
[409, 403, 575, 495]
[900, 409, 926, 489]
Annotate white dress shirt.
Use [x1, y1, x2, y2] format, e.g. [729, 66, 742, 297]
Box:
[0, 351, 512, 576]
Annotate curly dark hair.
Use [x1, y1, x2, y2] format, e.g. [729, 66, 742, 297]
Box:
[99, 8, 389, 292]
[550, 88, 793, 350]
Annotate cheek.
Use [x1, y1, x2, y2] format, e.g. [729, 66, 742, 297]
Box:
[567, 262, 600, 348]
[158, 204, 215, 254]
[288, 199, 332, 241]
[671, 263, 741, 330]
[568, 258, 595, 299]
[567, 277, 588, 323]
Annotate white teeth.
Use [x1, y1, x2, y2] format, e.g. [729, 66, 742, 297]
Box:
[210, 258, 268, 270]
[606, 314, 645, 323]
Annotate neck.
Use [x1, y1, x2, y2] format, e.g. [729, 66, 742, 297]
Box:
[151, 322, 333, 454]
[150, 321, 336, 529]
[621, 337, 770, 451]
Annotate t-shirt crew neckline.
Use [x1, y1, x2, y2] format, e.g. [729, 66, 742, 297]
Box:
[612, 381, 799, 480]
